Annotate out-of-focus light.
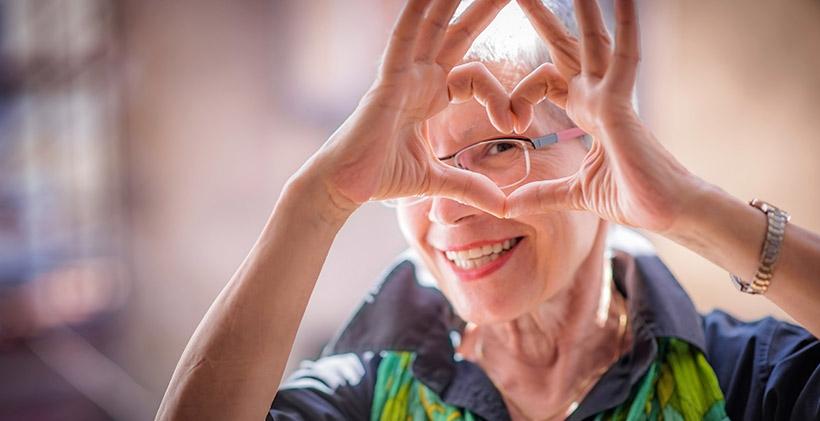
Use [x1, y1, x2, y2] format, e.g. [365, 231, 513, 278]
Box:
[455, 1, 542, 64]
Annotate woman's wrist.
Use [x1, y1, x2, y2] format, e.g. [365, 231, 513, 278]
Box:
[658, 176, 717, 239]
[662, 179, 767, 281]
[279, 165, 360, 232]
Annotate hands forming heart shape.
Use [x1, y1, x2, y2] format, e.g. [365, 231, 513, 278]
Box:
[314, 0, 701, 234]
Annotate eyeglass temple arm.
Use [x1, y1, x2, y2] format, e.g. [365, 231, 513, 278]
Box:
[532, 127, 587, 149]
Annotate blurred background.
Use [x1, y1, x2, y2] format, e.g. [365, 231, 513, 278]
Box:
[0, 0, 818, 419]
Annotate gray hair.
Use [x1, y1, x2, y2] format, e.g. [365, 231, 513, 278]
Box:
[459, 0, 579, 73]
[456, 0, 638, 115]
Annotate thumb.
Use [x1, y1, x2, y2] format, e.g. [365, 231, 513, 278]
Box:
[428, 163, 507, 218]
[504, 176, 582, 218]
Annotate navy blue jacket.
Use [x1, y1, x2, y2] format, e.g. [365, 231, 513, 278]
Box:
[268, 236, 819, 420]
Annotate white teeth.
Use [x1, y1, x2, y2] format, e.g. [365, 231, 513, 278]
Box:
[443, 238, 520, 270]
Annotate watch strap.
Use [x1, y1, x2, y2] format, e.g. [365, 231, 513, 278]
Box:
[729, 199, 790, 295]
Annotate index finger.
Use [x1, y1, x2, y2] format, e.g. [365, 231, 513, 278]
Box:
[448, 62, 515, 133]
[606, 0, 640, 90]
[435, 0, 511, 70]
[574, 0, 612, 76]
[382, 0, 435, 72]
[516, 0, 582, 79]
[413, 0, 463, 62]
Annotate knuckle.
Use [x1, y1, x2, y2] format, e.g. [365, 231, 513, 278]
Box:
[426, 18, 448, 33]
[447, 75, 463, 89]
[534, 63, 552, 73]
[535, 64, 557, 79]
[463, 61, 484, 72]
[390, 31, 415, 46]
[406, 1, 427, 16]
[534, 184, 548, 205]
[449, 24, 475, 42]
[615, 51, 641, 64]
[583, 31, 612, 46]
[448, 80, 468, 99]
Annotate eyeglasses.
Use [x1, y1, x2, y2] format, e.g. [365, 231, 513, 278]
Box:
[382, 127, 589, 208]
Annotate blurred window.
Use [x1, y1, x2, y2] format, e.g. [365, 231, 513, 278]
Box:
[0, 0, 125, 334]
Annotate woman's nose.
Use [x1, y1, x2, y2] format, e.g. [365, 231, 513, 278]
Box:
[428, 197, 481, 225]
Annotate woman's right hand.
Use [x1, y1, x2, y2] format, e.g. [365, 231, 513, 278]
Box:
[302, 0, 513, 218]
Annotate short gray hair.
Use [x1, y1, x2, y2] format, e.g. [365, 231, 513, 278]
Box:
[458, 0, 579, 73]
[457, 1, 638, 115]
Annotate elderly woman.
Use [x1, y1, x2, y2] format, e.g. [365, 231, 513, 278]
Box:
[156, 0, 819, 420]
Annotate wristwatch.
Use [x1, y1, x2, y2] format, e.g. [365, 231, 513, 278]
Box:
[729, 199, 791, 295]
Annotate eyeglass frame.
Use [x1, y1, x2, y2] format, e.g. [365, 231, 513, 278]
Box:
[382, 126, 589, 207]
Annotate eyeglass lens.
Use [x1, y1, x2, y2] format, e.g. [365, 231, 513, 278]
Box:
[453, 139, 531, 189]
[382, 131, 586, 208]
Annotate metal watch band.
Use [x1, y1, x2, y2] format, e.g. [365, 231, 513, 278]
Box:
[729, 199, 791, 295]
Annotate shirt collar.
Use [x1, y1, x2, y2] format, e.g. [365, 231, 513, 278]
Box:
[324, 226, 705, 420]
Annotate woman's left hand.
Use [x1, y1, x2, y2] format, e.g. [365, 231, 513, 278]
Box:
[505, 0, 704, 233]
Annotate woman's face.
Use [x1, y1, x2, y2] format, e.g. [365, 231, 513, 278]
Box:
[397, 67, 601, 324]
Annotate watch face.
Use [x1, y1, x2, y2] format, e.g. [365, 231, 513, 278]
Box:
[732, 199, 788, 296]
[751, 199, 791, 221]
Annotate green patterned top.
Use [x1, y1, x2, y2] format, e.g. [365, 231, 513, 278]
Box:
[371, 338, 729, 421]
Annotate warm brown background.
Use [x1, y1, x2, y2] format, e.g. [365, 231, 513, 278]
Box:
[2, 1, 818, 419]
[123, 0, 820, 413]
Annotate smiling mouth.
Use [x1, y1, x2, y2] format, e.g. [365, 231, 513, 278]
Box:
[442, 236, 523, 270]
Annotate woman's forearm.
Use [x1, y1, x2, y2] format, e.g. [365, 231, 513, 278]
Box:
[156, 171, 355, 420]
[665, 181, 820, 337]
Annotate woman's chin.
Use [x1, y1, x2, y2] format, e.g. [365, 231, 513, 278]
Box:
[430, 268, 538, 324]
[448, 286, 537, 325]
[432, 246, 542, 324]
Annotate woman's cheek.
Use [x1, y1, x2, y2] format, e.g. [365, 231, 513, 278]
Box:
[528, 141, 589, 181]
[523, 211, 596, 299]
[396, 204, 429, 248]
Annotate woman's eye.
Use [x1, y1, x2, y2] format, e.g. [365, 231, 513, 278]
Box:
[488, 142, 516, 155]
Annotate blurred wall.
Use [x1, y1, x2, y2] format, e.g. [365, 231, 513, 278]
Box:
[117, 0, 409, 406]
[113, 0, 820, 415]
[640, 1, 820, 321]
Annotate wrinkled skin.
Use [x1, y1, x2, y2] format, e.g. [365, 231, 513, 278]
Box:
[156, 1, 820, 420]
[316, 0, 699, 234]
[398, 79, 599, 324]
[309, 0, 515, 218]
[502, 0, 700, 234]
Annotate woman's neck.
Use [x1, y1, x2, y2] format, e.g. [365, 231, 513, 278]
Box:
[492, 255, 611, 365]
[456, 231, 633, 420]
